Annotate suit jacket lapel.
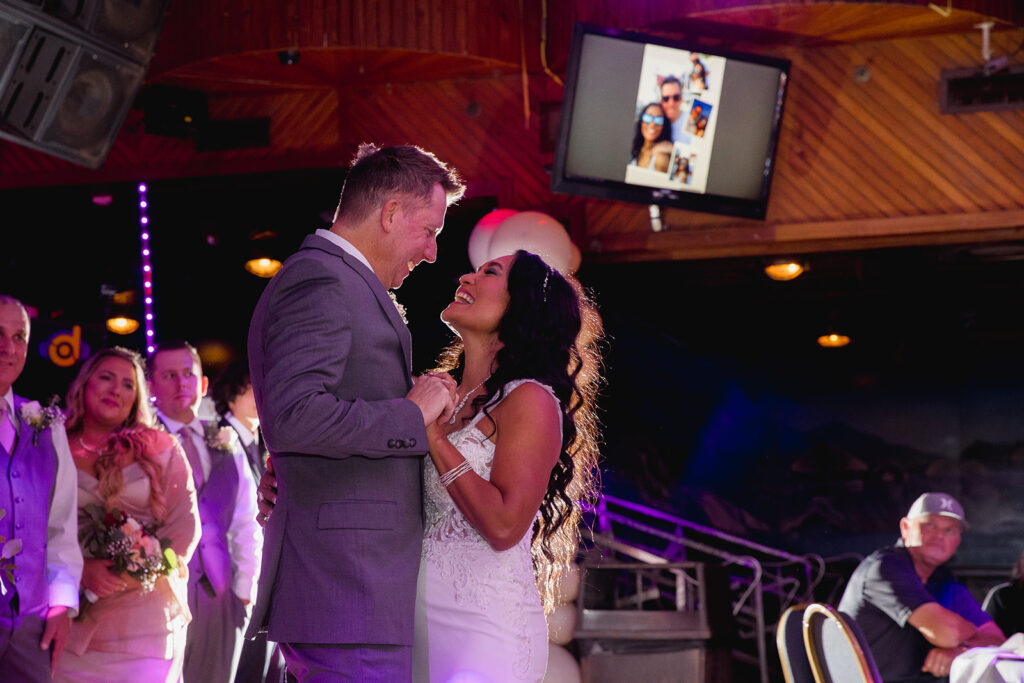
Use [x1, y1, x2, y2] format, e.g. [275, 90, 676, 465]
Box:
[301, 234, 414, 380]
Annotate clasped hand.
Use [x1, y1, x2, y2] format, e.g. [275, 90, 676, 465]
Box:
[81, 557, 141, 598]
[923, 645, 967, 678]
[408, 372, 457, 425]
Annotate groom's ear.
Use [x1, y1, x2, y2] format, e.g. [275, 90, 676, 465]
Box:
[380, 199, 400, 233]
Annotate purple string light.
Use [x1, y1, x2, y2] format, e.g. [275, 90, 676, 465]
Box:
[138, 182, 155, 354]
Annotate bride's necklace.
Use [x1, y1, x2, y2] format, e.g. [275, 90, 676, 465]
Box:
[449, 376, 491, 424]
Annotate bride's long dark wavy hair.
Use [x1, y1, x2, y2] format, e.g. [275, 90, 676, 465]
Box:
[433, 250, 604, 613]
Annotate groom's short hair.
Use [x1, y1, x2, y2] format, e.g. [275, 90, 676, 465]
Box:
[332, 143, 465, 223]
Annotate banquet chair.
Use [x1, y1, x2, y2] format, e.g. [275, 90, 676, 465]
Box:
[776, 603, 815, 683]
[802, 603, 883, 683]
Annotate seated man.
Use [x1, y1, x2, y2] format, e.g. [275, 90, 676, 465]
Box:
[839, 492, 1004, 682]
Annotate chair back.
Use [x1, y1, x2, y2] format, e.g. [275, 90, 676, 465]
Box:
[776, 603, 815, 683]
[802, 603, 882, 683]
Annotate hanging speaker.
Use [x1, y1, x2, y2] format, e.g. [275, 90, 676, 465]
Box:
[35, 0, 168, 62]
[0, 0, 169, 168]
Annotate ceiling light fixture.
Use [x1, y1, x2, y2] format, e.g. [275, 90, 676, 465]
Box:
[817, 333, 851, 349]
[764, 260, 805, 281]
[245, 257, 283, 278]
[245, 230, 283, 277]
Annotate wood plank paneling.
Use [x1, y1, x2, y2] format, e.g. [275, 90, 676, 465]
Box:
[1, 0, 1023, 265]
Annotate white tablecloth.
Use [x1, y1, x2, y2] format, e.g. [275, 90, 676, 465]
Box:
[951, 633, 1024, 683]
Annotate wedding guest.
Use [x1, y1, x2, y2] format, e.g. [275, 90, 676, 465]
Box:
[212, 360, 283, 683]
[55, 346, 200, 682]
[0, 295, 82, 681]
[839, 492, 1004, 682]
[212, 359, 267, 486]
[148, 341, 261, 683]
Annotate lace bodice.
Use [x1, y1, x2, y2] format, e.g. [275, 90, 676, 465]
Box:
[422, 378, 560, 551]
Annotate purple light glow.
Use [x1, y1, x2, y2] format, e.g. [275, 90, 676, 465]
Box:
[141, 217, 148, 224]
[138, 184, 147, 192]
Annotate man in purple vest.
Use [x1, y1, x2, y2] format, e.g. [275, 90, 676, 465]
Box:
[0, 295, 83, 681]
[149, 340, 262, 683]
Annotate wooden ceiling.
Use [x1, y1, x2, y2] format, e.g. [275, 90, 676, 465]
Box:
[1, 0, 1023, 263]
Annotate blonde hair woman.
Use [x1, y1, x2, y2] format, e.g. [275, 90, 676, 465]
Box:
[55, 347, 200, 683]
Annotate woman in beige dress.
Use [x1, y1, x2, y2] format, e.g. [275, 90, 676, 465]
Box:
[55, 347, 200, 683]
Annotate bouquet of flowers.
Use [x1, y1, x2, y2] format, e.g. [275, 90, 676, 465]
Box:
[79, 503, 178, 602]
[0, 508, 23, 615]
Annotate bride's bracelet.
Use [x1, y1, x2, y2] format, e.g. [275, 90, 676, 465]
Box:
[439, 460, 473, 488]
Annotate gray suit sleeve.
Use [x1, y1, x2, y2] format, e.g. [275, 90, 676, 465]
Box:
[253, 256, 427, 459]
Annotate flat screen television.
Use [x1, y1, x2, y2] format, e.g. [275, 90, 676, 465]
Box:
[551, 23, 790, 220]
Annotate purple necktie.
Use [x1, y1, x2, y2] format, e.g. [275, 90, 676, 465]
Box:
[0, 402, 15, 453]
[177, 427, 204, 489]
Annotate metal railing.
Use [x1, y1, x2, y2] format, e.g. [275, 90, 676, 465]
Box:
[583, 494, 830, 683]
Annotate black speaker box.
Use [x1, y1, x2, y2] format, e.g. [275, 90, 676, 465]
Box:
[0, 0, 170, 168]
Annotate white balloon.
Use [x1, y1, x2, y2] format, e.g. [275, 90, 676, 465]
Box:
[543, 644, 581, 683]
[568, 242, 582, 274]
[555, 562, 581, 604]
[547, 603, 577, 645]
[487, 211, 574, 274]
[468, 209, 518, 270]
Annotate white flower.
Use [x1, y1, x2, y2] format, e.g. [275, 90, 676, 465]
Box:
[20, 397, 63, 445]
[204, 424, 238, 452]
[20, 401, 42, 426]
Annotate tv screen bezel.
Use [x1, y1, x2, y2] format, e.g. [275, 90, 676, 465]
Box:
[550, 23, 791, 221]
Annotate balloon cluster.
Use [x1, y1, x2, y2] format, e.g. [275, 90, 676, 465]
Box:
[468, 210, 581, 275]
[543, 562, 581, 682]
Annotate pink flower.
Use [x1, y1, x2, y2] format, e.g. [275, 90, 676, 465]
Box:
[140, 536, 162, 559]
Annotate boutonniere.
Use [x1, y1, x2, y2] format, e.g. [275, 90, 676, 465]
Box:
[203, 423, 238, 453]
[388, 290, 408, 325]
[20, 396, 63, 446]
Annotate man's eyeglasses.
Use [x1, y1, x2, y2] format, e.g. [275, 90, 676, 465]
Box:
[641, 114, 665, 125]
[661, 94, 682, 102]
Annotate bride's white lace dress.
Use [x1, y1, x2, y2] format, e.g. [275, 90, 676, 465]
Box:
[412, 379, 555, 682]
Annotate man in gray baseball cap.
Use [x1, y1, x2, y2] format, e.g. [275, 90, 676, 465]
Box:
[838, 492, 1004, 682]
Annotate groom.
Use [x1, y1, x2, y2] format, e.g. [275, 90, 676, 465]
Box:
[247, 143, 464, 680]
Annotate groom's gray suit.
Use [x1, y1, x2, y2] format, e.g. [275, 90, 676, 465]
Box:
[246, 233, 428, 672]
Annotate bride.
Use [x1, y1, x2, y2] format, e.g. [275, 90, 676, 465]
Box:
[257, 249, 602, 681]
[411, 249, 602, 681]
